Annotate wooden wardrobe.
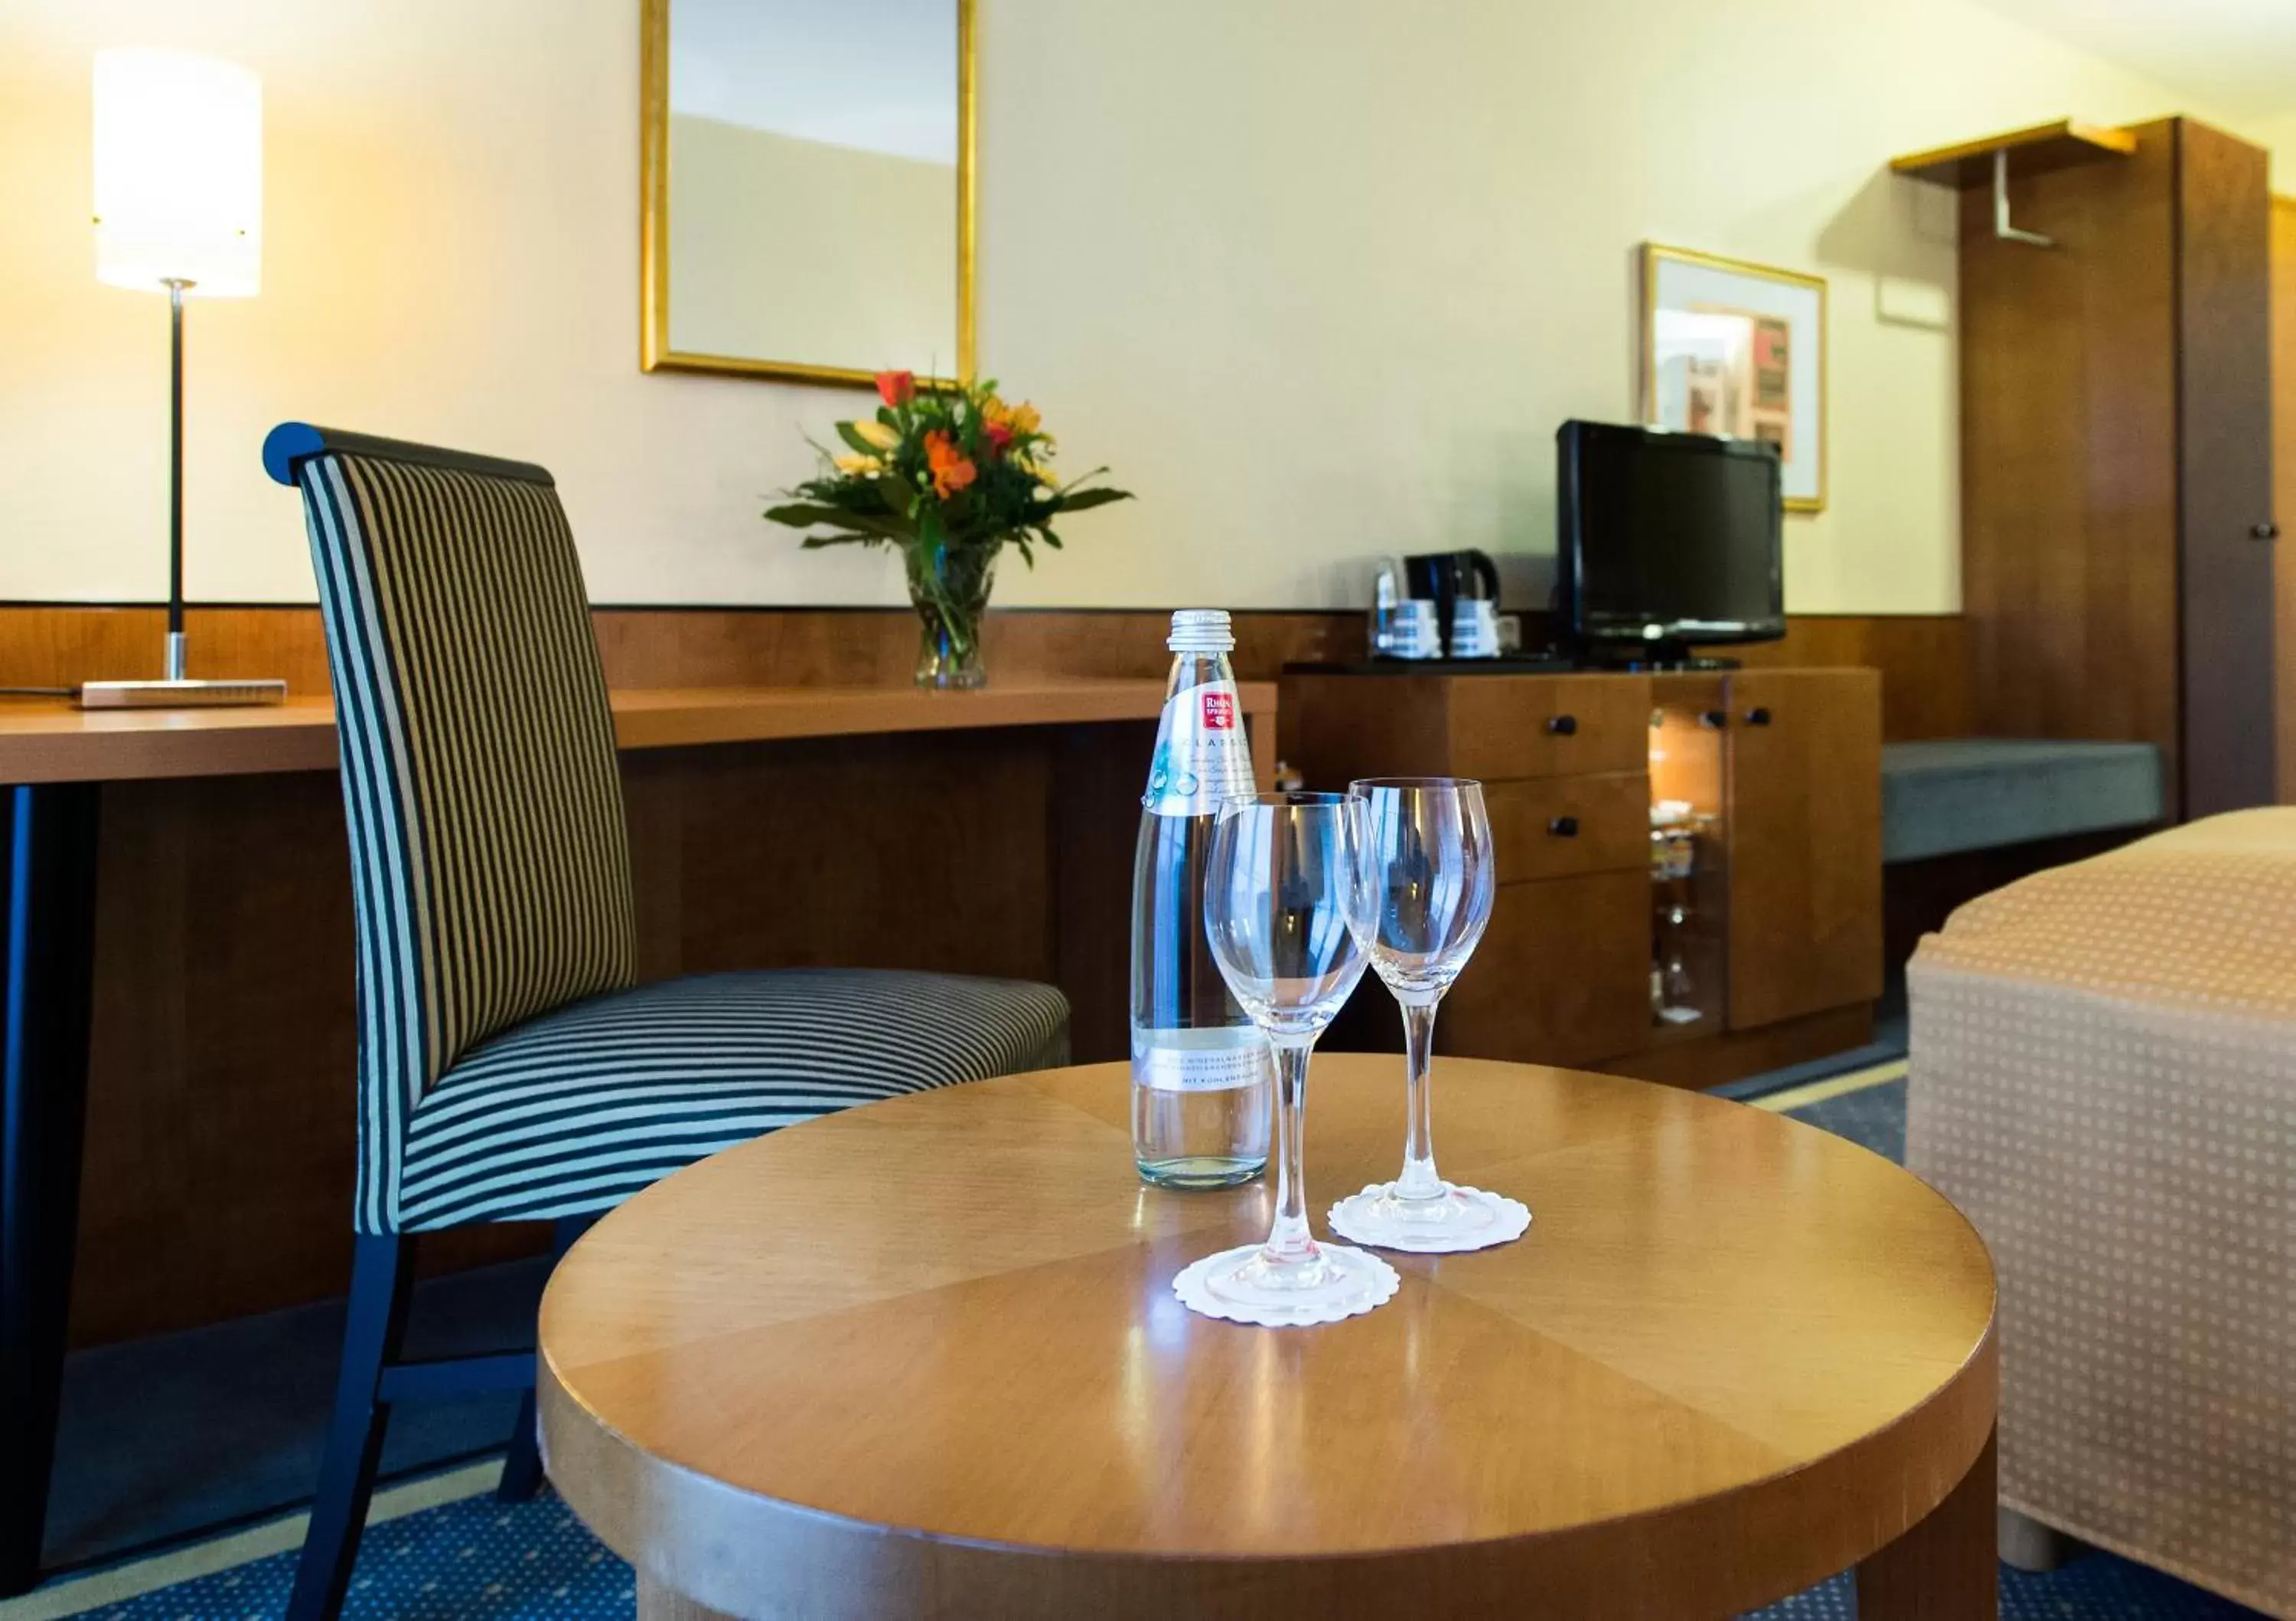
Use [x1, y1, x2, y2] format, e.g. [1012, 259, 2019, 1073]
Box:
[1898, 118, 2278, 820]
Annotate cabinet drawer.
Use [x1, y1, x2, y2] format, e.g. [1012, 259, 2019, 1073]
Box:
[1440, 870, 1649, 1068]
[1486, 773, 1648, 882]
[1446, 675, 1649, 781]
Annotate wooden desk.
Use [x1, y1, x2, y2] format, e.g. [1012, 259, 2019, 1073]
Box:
[541, 1055, 2000, 1620]
[0, 678, 1277, 784]
[0, 677, 1273, 1593]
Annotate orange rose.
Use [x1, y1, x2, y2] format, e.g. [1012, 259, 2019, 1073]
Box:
[925, 430, 976, 498]
[876, 370, 916, 407]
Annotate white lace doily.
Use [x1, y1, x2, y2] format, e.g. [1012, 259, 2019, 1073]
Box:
[1172, 1242, 1401, 1327]
[1326, 1184, 1532, 1254]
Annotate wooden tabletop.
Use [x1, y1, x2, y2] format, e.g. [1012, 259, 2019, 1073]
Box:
[0, 677, 1274, 785]
[539, 1055, 1998, 1620]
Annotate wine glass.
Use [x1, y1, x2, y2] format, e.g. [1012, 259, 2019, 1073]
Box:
[1172, 792, 1399, 1325]
[1329, 777, 1528, 1253]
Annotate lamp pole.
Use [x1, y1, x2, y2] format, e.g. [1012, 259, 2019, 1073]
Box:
[164, 277, 191, 681]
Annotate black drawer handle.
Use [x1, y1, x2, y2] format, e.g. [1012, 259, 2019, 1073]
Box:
[1547, 714, 1577, 735]
[1745, 706, 1773, 726]
[2254, 522, 2281, 541]
[1548, 816, 1579, 838]
[1701, 709, 1728, 729]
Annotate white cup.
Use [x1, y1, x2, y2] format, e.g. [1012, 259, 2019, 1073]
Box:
[1450, 599, 1503, 659]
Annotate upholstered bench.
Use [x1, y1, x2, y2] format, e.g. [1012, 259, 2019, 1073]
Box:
[1880, 739, 2163, 863]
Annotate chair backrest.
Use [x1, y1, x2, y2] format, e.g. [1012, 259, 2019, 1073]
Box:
[265, 424, 636, 1232]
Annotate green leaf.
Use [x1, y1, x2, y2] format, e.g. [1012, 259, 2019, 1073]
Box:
[875, 475, 915, 518]
[799, 531, 883, 550]
[834, 422, 881, 456]
[1052, 487, 1132, 514]
[765, 502, 853, 527]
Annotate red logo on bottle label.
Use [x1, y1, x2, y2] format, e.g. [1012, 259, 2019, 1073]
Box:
[1201, 691, 1235, 730]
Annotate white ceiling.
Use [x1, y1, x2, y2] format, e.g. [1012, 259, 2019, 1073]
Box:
[1968, 0, 2296, 120]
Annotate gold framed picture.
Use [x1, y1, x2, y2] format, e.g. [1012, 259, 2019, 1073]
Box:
[1639, 244, 1827, 514]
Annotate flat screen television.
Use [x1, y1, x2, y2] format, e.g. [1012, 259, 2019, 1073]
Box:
[1555, 420, 1784, 664]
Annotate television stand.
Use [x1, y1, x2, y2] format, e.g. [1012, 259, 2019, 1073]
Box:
[1278, 664, 1883, 1090]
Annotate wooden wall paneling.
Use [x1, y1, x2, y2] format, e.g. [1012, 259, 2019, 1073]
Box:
[1734, 616, 1973, 742]
[0, 608, 169, 689]
[5, 607, 1975, 742]
[2173, 120, 2276, 817]
[2275, 195, 2296, 804]
[1958, 118, 2183, 810]
[589, 609, 1356, 689]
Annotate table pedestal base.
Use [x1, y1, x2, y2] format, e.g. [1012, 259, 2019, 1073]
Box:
[1855, 1424, 1999, 1618]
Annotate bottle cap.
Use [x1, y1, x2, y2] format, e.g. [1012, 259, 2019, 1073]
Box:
[1167, 608, 1235, 654]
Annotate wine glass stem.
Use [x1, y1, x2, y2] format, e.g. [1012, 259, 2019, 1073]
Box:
[1263, 1038, 1317, 1266]
[1396, 998, 1443, 1201]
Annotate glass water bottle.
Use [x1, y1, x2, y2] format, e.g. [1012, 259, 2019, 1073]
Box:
[1129, 610, 1272, 1188]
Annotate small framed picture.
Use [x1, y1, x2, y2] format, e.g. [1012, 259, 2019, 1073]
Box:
[1640, 244, 1827, 513]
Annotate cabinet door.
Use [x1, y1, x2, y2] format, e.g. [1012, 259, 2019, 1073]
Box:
[2177, 119, 2276, 816]
[1442, 871, 1649, 1067]
[1724, 670, 1882, 1030]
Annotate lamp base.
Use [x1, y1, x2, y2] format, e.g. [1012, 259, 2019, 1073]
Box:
[78, 677, 289, 709]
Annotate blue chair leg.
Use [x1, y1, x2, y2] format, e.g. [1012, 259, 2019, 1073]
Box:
[496, 1215, 593, 1503]
[287, 1234, 411, 1621]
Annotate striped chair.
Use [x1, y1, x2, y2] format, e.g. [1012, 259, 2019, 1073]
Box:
[260, 426, 1070, 1621]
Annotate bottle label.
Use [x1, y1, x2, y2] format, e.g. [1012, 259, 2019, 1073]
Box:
[1143, 679, 1255, 817]
[1132, 1026, 1269, 1093]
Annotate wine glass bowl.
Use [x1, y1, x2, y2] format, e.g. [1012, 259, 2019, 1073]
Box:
[1329, 777, 1530, 1254]
[1350, 776, 1495, 1000]
[1172, 793, 1399, 1324]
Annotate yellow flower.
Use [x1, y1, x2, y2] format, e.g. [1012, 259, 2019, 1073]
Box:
[833, 453, 883, 476]
[851, 419, 900, 451]
[1022, 458, 1058, 491]
[983, 399, 1042, 436]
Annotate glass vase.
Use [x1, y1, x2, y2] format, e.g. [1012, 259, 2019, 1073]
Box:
[905, 544, 994, 690]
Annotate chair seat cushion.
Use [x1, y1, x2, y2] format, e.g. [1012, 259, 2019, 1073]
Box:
[397, 969, 1070, 1231]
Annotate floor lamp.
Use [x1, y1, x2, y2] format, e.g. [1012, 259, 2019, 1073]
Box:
[82, 47, 285, 709]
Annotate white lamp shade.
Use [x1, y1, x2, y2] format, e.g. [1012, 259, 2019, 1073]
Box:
[93, 48, 263, 297]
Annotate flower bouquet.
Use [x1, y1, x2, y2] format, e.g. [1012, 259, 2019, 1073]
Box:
[766, 372, 1133, 689]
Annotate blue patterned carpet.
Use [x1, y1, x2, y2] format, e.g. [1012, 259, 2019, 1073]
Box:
[60, 1478, 2268, 1619]
[55, 1073, 2265, 1619]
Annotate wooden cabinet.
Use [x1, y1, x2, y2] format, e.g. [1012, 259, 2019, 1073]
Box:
[1281, 665, 1882, 1088]
[1484, 771, 1648, 882]
[1916, 116, 2276, 820]
[1720, 670, 1883, 1029]
[1444, 871, 1650, 1065]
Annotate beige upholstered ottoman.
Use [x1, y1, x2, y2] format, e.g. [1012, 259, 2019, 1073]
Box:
[1908, 807, 2296, 1617]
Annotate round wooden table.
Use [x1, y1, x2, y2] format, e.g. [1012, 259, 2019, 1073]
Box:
[539, 1056, 1997, 1620]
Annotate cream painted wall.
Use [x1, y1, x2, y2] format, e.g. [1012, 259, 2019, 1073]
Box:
[667, 114, 956, 374]
[0, 0, 2279, 612]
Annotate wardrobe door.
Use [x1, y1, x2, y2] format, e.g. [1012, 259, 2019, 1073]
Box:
[2177, 119, 2276, 817]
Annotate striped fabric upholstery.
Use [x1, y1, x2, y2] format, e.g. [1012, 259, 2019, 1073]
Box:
[397, 970, 1070, 1229]
[295, 442, 635, 1233]
[274, 426, 1071, 1235]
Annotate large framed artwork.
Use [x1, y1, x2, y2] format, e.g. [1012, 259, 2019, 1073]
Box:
[1639, 245, 1827, 513]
